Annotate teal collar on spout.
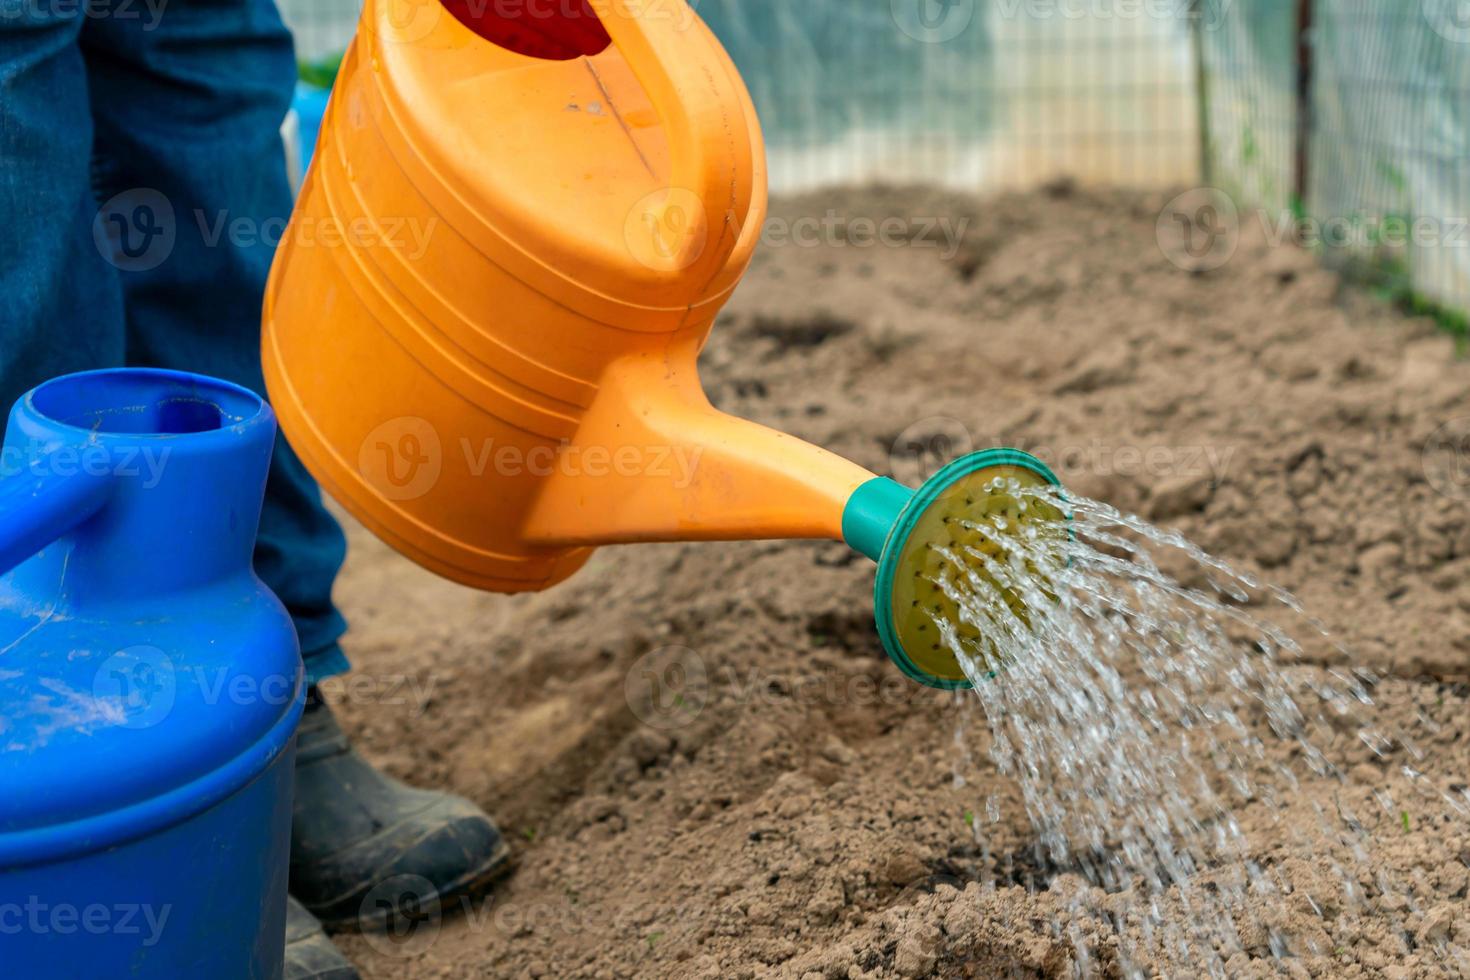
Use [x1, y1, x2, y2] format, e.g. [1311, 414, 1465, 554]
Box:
[840, 477, 914, 562]
[842, 449, 1064, 566]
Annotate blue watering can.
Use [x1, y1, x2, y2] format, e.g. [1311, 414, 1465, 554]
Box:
[0, 369, 302, 978]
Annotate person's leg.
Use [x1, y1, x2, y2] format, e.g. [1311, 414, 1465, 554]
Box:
[79, 0, 510, 935]
[0, 0, 125, 403]
[76, 0, 349, 685]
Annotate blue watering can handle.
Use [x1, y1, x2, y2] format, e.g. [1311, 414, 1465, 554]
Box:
[0, 459, 114, 576]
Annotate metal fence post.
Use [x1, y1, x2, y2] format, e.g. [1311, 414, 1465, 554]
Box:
[1293, 0, 1315, 212]
[1190, 0, 1213, 186]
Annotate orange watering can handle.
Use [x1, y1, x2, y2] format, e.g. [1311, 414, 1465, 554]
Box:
[590, 0, 756, 279]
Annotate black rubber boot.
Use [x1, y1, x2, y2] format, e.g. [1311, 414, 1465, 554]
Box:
[285, 896, 360, 980]
[289, 687, 512, 931]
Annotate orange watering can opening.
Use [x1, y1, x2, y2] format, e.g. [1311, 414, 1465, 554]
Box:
[442, 0, 611, 59]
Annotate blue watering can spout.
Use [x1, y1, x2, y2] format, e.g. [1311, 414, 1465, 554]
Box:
[0, 368, 276, 595]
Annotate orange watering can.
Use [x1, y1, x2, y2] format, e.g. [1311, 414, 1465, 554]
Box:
[262, 0, 1064, 688]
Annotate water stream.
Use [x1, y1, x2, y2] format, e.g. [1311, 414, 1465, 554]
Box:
[931, 476, 1464, 976]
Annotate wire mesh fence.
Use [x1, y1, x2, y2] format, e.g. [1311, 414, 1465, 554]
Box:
[1194, 0, 1298, 212]
[276, 0, 1201, 191]
[276, 0, 1470, 326]
[280, 0, 356, 62]
[668, 2, 1200, 191]
[1311, 1, 1470, 325]
[1200, 0, 1470, 329]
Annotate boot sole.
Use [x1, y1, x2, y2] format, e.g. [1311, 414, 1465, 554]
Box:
[316, 838, 515, 934]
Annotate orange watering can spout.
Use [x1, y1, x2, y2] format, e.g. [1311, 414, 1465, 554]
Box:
[520, 345, 875, 548]
[264, 0, 1070, 689]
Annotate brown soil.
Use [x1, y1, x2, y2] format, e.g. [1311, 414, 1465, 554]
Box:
[321, 185, 1470, 979]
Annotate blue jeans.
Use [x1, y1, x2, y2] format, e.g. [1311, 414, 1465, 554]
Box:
[0, 0, 349, 683]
